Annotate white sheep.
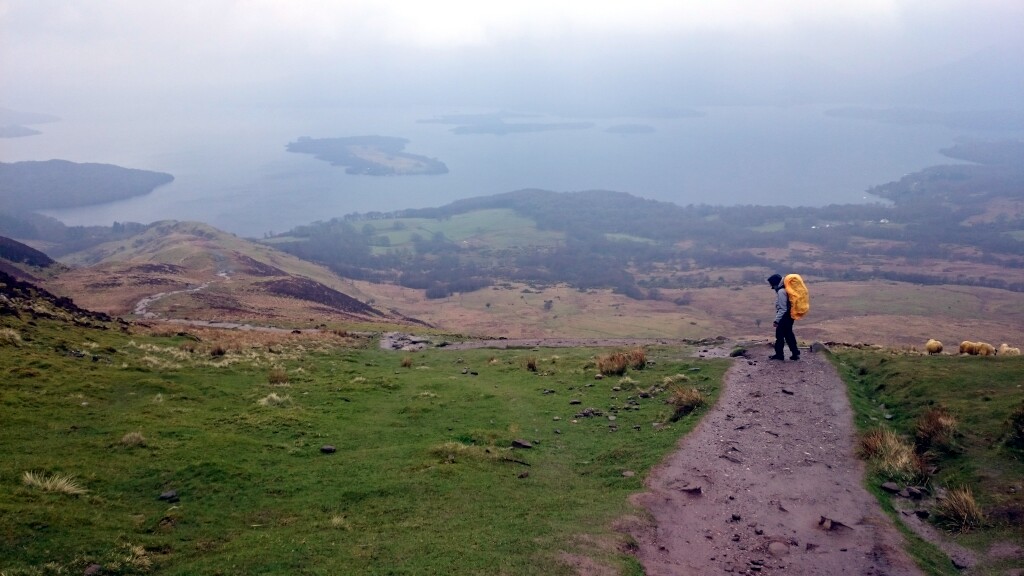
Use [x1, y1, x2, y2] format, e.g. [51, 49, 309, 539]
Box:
[998, 343, 1021, 356]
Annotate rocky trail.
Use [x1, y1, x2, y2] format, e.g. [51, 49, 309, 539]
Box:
[628, 345, 923, 575]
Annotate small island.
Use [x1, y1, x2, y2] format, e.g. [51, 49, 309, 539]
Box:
[286, 136, 448, 176]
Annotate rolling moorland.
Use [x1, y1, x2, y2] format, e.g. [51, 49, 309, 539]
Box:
[0, 139, 1023, 574]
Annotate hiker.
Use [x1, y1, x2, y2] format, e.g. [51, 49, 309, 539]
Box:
[767, 273, 800, 361]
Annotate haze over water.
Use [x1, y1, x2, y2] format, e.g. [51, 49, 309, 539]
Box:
[0, 104, 989, 238]
[3, 2, 1023, 237]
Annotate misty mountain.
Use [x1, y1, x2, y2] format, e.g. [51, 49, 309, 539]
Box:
[886, 43, 1024, 109]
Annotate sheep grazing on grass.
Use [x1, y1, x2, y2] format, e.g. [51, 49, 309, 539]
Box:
[925, 339, 943, 355]
[959, 341, 996, 356]
[999, 343, 1021, 356]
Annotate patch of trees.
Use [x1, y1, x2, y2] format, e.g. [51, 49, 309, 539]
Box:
[0, 211, 148, 257]
[267, 171, 1024, 298]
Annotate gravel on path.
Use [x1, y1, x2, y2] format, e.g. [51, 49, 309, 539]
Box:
[628, 347, 923, 575]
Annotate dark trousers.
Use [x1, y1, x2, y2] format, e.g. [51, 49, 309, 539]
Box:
[775, 314, 799, 358]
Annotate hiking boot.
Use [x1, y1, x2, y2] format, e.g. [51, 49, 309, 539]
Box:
[768, 355, 785, 361]
[790, 355, 800, 361]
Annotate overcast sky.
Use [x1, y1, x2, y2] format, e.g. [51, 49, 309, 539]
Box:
[2, 0, 1023, 116]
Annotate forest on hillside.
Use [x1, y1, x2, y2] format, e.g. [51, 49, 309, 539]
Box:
[265, 142, 1024, 299]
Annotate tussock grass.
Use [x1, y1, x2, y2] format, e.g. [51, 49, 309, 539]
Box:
[268, 367, 290, 385]
[401, 356, 414, 368]
[120, 431, 147, 448]
[859, 428, 926, 483]
[934, 486, 985, 533]
[914, 405, 958, 452]
[329, 514, 352, 530]
[22, 471, 87, 495]
[524, 357, 538, 372]
[626, 347, 647, 370]
[0, 327, 22, 346]
[597, 352, 628, 376]
[257, 392, 291, 407]
[122, 543, 153, 571]
[667, 386, 706, 422]
[663, 374, 690, 386]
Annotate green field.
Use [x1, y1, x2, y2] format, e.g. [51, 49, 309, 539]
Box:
[368, 209, 565, 252]
[0, 319, 726, 575]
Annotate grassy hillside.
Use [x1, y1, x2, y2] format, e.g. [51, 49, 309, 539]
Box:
[833, 349, 1024, 574]
[0, 312, 726, 575]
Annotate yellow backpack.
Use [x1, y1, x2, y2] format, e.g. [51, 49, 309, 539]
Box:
[783, 274, 810, 320]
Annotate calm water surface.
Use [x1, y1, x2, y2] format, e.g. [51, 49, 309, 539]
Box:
[0, 104, 998, 237]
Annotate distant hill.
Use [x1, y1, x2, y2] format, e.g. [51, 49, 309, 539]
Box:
[0, 234, 70, 284]
[50, 221, 407, 327]
[0, 235, 56, 268]
[0, 159, 174, 212]
[0, 269, 111, 326]
[267, 141, 1024, 299]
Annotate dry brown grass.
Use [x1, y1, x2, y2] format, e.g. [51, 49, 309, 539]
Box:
[662, 374, 690, 386]
[525, 357, 538, 372]
[22, 471, 87, 495]
[0, 327, 22, 346]
[859, 428, 927, 483]
[258, 393, 291, 407]
[268, 367, 290, 385]
[352, 278, 1024, 349]
[915, 405, 958, 452]
[626, 347, 647, 370]
[120, 431, 147, 448]
[667, 386, 705, 422]
[934, 486, 985, 533]
[597, 352, 628, 376]
[400, 356, 414, 368]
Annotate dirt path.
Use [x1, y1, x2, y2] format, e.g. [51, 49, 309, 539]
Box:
[629, 346, 923, 575]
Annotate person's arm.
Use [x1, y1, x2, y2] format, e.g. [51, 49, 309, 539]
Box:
[773, 289, 787, 324]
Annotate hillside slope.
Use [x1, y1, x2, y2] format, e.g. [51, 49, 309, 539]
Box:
[50, 221, 402, 326]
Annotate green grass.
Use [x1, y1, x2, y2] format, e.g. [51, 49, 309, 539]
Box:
[832, 349, 1024, 574]
[370, 209, 564, 251]
[0, 318, 726, 575]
